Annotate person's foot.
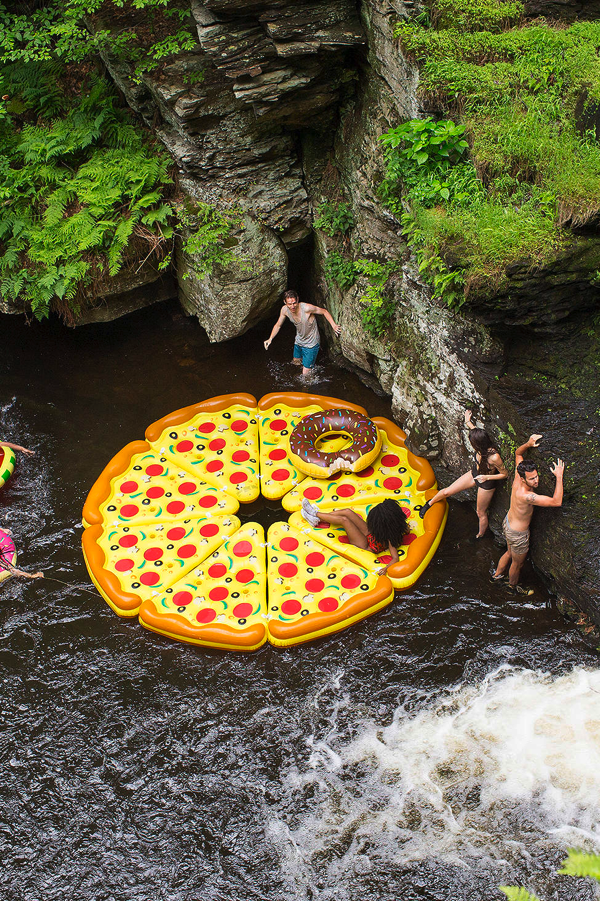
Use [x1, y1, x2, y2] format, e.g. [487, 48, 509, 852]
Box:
[418, 501, 431, 520]
[507, 583, 534, 596]
[475, 531, 487, 540]
[31, 572, 44, 579]
[302, 498, 319, 517]
[292, 358, 302, 366]
[489, 564, 506, 584]
[301, 507, 319, 527]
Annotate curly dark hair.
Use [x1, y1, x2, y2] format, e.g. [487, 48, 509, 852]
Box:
[468, 428, 497, 475]
[366, 499, 409, 548]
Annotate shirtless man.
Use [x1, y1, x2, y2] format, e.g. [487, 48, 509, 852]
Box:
[492, 434, 564, 594]
[264, 290, 341, 377]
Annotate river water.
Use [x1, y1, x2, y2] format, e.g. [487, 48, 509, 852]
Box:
[1, 301, 598, 901]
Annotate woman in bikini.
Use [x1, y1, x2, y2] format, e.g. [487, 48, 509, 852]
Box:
[419, 410, 508, 538]
[302, 497, 409, 574]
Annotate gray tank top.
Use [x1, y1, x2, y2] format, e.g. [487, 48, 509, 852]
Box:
[283, 303, 320, 348]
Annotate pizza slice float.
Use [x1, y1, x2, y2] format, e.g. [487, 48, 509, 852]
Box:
[266, 522, 394, 647]
[82, 515, 240, 617]
[145, 393, 260, 504]
[139, 522, 268, 651]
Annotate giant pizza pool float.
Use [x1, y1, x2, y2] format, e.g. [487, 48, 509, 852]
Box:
[0, 445, 16, 491]
[82, 392, 447, 650]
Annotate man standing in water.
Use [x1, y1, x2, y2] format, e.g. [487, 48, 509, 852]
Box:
[264, 290, 341, 377]
[492, 434, 564, 594]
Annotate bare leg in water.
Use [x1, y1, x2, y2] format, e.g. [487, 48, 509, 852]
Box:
[420, 470, 496, 538]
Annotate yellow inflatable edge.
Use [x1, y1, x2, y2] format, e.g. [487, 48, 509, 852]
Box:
[138, 599, 268, 652]
[0, 445, 16, 491]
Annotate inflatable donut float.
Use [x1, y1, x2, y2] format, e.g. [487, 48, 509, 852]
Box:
[289, 408, 381, 478]
[82, 392, 447, 651]
[0, 527, 17, 584]
[0, 445, 16, 491]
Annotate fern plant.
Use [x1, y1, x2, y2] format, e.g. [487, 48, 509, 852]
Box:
[500, 850, 600, 901]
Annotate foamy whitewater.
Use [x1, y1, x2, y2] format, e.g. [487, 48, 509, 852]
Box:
[267, 666, 600, 896]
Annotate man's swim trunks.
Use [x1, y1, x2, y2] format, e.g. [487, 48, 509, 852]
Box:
[502, 514, 530, 556]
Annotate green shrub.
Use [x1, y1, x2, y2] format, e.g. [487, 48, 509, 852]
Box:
[385, 14, 600, 303]
[354, 259, 400, 338]
[500, 850, 600, 901]
[314, 200, 355, 236]
[324, 250, 357, 290]
[177, 201, 245, 278]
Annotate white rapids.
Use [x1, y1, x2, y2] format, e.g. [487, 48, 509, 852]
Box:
[267, 666, 600, 895]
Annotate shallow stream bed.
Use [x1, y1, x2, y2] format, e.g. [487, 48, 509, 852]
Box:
[1, 302, 598, 901]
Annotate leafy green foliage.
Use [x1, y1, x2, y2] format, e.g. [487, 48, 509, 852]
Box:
[314, 201, 355, 237]
[381, 118, 468, 174]
[354, 259, 400, 338]
[499, 887, 541, 901]
[501, 850, 600, 901]
[0, 75, 173, 320]
[429, 0, 524, 32]
[177, 201, 245, 278]
[388, 13, 600, 303]
[324, 250, 357, 290]
[558, 849, 600, 880]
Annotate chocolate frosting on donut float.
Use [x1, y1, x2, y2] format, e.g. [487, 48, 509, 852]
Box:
[288, 408, 382, 479]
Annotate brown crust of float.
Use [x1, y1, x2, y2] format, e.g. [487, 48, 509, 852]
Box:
[82, 525, 143, 614]
[258, 392, 367, 415]
[386, 498, 446, 582]
[372, 416, 436, 491]
[267, 574, 392, 641]
[145, 393, 258, 443]
[82, 440, 150, 527]
[139, 599, 266, 649]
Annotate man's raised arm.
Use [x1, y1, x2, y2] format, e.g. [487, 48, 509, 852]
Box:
[525, 459, 565, 508]
[515, 434, 542, 467]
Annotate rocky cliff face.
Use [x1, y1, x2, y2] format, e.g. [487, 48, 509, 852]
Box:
[61, 0, 600, 617]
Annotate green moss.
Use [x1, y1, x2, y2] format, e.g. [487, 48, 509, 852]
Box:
[386, 12, 600, 302]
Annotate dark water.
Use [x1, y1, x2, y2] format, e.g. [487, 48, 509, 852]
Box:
[1, 301, 598, 901]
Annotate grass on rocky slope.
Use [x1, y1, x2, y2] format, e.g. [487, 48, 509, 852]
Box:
[387, 1, 600, 302]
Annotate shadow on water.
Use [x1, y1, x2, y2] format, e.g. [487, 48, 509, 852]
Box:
[0, 300, 598, 901]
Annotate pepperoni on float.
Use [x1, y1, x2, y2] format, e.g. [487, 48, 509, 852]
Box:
[229, 472, 248, 484]
[178, 482, 197, 495]
[357, 467, 374, 479]
[236, 569, 254, 583]
[337, 484, 355, 497]
[318, 597, 338, 612]
[281, 599, 301, 615]
[140, 572, 160, 586]
[383, 477, 402, 490]
[143, 547, 163, 561]
[278, 563, 298, 578]
[200, 523, 219, 537]
[341, 574, 361, 590]
[120, 481, 138, 494]
[231, 420, 247, 432]
[306, 552, 324, 567]
[120, 504, 139, 518]
[209, 438, 226, 451]
[199, 496, 217, 508]
[272, 469, 290, 481]
[338, 535, 350, 543]
[115, 559, 134, 572]
[206, 460, 223, 473]
[381, 454, 400, 467]
[177, 544, 196, 559]
[146, 486, 164, 499]
[197, 608, 217, 623]
[303, 487, 322, 500]
[279, 537, 298, 552]
[167, 526, 186, 540]
[208, 563, 227, 578]
[176, 440, 194, 453]
[402, 533, 416, 545]
[209, 587, 228, 602]
[198, 422, 216, 433]
[269, 449, 287, 461]
[269, 419, 287, 431]
[233, 602, 253, 617]
[146, 464, 163, 476]
[233, 540, 252, 557]
[173, 591, 193, 606]
[119, 535, 138, 548]
[306, 578, 324, 593]
[231, 450, 250, 463]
